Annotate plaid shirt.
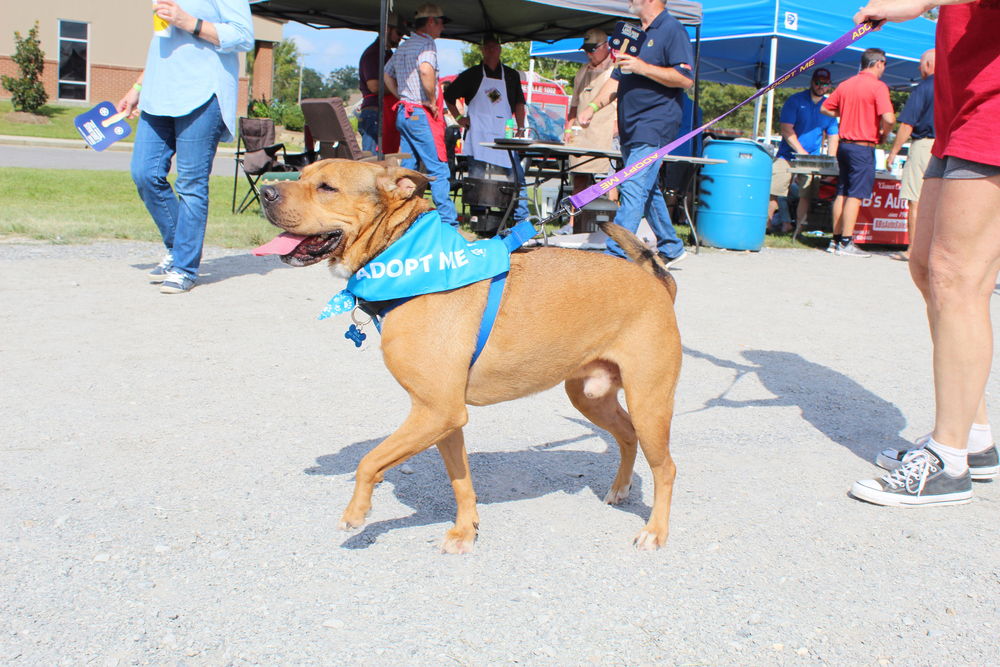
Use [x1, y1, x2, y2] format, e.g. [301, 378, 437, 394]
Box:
[385, 32, 438, 105]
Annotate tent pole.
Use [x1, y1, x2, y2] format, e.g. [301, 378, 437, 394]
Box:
[752, 97, 762, 140]
[526, 59, 535, 135]
[375, 0, 388, 159]
[764, 35, 778, 143]
[692, 23, 701, 142]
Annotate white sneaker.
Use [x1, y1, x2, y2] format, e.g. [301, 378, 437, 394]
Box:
[835, 241, 871, 257]
[662, 249, 688, 269]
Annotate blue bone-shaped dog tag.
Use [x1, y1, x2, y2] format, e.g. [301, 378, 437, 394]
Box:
[74, 102, 132, 151]
[345, 324, 367, 348]
[318, 290, 357, 320]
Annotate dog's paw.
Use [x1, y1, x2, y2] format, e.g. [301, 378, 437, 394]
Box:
[604, 482, 632, 505]
[337, 511, 368, 531]
[633, 529, 667, 551]
[441, 526, 477, 554]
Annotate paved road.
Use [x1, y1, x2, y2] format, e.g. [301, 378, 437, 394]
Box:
[2, 240, 999, 665]
[0, 143, 234, 176]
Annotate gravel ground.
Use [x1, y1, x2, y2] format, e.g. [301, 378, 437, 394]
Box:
[1, 239, 999, 666]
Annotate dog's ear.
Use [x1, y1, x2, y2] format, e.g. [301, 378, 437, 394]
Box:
[376, 166, 430, 201]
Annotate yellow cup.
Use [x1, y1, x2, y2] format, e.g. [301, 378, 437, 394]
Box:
[153, 3, 170, 37]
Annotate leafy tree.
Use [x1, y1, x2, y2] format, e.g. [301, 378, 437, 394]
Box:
[271, 39, 303, 104]
[461, 41, 579, 92]
[325, 66, 360, 101]
[300, 67, 331, 99]
[2, 22, 47, 113]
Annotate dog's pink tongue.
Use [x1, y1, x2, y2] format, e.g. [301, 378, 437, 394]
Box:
[253, 233, 307, 256]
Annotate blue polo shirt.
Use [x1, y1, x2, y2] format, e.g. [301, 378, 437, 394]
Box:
[611, 10, 694, 147]
[776, 89, 839, 161]
[898, 75, 935, 139]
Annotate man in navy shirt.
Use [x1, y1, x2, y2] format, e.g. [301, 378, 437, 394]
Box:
[886, 49, 935, 261]
[768, 68, 840, 234]
[577, 0, 694, 267]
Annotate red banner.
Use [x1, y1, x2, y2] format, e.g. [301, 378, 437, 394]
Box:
[854, 177, 909, 245]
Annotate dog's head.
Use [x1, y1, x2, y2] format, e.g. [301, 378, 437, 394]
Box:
[259, 159, 431, 272]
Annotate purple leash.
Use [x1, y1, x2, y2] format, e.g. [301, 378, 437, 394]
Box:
[546, 20, 883, 221]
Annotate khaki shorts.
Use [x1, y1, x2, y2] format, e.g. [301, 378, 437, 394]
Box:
[900, 136, 934, 201]
[770, 158, 792, 197]
[771, 158, 822, 198]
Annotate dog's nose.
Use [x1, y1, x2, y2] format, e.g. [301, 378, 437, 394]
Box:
[261, 185, 280, 203]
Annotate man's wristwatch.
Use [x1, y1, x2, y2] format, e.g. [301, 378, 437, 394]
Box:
[193, 18, 203, 38]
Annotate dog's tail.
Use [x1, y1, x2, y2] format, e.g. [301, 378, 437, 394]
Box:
[598, 221, 677, 302]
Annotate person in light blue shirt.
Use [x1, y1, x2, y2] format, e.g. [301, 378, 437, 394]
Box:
[118, 0, 253, 293]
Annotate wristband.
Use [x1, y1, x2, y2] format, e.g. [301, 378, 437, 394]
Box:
[193, 18, 203, 38]
[132, 83, 142, 92]
[588, 101, 600, 112]
[456, 114, 465, 120]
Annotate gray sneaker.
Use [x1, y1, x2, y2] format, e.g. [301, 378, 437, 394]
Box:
[159, 271, 196, 294]
[835, 241, 871, 257]
[852, 447, 973, 507]
[826, 239, 837, 254]
[877, 436, 999, 480]
[148, 253, 173, 282]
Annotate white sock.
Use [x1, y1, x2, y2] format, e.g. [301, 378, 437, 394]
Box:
[968, 423, 993, 454]
[927, 437, 968, 476]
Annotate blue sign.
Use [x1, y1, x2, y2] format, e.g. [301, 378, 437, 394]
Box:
[74, 102, 131, 151]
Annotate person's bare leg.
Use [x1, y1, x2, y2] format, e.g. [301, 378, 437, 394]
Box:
[901, 198, 919, 260]
[841, 196, 862, 238]
[768, 196, 780, 230]
[922, 174, 1000, 450]
[832, 195, 847, 235]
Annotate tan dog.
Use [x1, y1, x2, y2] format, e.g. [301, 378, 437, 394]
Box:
[259, 159, 681, 553]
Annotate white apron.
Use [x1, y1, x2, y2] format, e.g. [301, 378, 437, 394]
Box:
[463, 65, 515, 169]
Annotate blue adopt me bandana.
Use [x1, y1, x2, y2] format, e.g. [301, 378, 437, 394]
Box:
[320, 210, 513, 318]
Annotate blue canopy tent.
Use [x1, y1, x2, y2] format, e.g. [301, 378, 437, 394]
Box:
[531, 0, 936, 136]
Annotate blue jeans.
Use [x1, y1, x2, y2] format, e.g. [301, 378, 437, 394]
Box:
[131, 96, 225, 279]
[359, 107, 378, 154]
[467, 159, 530, 223]
[396, 106, 458, 227]
[607, 143, 684, 259]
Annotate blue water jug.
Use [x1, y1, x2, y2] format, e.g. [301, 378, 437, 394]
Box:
[696, 138, 772, 251]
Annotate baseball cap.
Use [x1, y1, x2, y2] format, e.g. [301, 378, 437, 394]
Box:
[414, 3, 451, 23]
[581, 28, 608, 48]
[811, 67, 832, 84]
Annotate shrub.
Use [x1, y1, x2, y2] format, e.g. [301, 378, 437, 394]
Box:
[246, 97, 304, 132]
[1, 22, 48, 113]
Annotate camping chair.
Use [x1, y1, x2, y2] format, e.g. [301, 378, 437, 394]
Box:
[299, 97, 409, 166]
[232, 117, 303, 213]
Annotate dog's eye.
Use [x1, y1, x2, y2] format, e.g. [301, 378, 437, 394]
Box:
[317, 183, 338, 193]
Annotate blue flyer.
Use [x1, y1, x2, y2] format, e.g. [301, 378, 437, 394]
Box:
[74, 101, 131, 151]
[609, 21, 645, 57]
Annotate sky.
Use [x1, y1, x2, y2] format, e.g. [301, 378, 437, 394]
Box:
[284, 22, 470, 78]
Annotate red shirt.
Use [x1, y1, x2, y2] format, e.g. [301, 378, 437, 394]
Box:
[933, 1, 1000, 166]
[822, 70, 893, 143]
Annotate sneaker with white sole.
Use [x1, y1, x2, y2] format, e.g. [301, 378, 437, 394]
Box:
[835, 241, 871, 257]
[662, 249, 688, 269]
[159, 271, 196, 294]
[826, 239, 837, 253]
[148, 253, 173, 282]
[877, 435, 999, 480]
[851, 447, 973, 507]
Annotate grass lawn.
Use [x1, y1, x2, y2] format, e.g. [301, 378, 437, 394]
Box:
[0, 101, 238, 147]
[0, 167, 278, 248]
[0, 100, 138, 142]
[0, 165, 826, 250]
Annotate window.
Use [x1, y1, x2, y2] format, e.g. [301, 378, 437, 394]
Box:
[58, 20, 89, 101]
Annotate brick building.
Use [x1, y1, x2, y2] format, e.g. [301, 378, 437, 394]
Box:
[0, 1, 283, 112]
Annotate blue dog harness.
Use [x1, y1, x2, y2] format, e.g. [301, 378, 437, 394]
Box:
[319, 211, 536, 366]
